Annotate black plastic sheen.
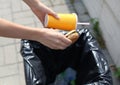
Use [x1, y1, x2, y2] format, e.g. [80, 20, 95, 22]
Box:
[20, 28, 113, 85]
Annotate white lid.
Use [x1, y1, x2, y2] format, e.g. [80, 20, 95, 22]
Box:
[44, 14, 48, 27]
[72, 13, 78, 30]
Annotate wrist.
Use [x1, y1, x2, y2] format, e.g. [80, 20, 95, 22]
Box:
[31, 28, 44, 42]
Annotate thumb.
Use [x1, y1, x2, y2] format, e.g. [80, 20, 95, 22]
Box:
[47, 9, 60, 19]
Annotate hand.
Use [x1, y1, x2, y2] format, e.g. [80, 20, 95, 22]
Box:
[35, 28, 72, 50]
[0, 19, 71, 50]
[23, 0, 59, 24]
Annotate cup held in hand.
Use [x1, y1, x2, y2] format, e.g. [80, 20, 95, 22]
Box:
[44, 13, 78, 31]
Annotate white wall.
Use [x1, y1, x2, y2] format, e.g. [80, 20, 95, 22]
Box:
[82, 0, 120, 66]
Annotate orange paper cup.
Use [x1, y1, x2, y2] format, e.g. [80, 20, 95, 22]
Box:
[44, 13, 78, 31]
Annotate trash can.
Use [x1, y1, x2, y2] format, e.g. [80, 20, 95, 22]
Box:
[20, 28, 113, 85]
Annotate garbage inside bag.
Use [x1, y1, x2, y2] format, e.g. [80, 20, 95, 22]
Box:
[20, 28, 113, 85]
[52, 67, 76, 85]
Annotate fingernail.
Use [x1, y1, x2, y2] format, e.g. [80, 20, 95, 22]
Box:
[55, 14, 60, 19]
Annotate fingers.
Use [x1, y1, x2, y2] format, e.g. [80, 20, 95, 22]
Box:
[58, 34, 72, 46]
[48, 40, 71, 50]
[38, 28, 72, 50]
[42, 39, 70, 50]
[51, 34, 72, 50]
[46, 8, 60, 19]
[43, 33, 72, 50]
[51, 11, 60, 19]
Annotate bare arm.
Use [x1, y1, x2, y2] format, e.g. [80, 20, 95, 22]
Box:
[0, 0, 72, 49]
[23, 0, 59, 24]
[0, 19, 72, 49]
[0, 19, 39, 39]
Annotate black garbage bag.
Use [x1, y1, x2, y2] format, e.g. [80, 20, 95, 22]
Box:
[20, 28, 113, 85]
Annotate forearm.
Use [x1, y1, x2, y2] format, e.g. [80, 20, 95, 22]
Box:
[23, 0, 41, 8]
[23, 0, 58, 24]
[0, 18, 41, 41]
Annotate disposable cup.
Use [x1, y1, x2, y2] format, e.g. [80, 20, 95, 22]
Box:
[44, 13, 78, 31]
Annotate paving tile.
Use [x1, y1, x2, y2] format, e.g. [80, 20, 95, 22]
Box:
[0, 64, 18, 77]
[15, 43, 21, 53]
[0, 47, 4, 65]
[65, 3, 75, 13]
[4, 45, 17, 64]
[0, 1, 11, 9]
[36, 22, 43, 28]
[2, 14, 13, 22]
[11, 0, 22, 12]
[13, 11, 33, 20]
[52, 5, 70, 13]
[65, 0, 72, 4]
[0, 37, 15, 46]
[18, 63, 26, 85]
[17, 53, 23, 62]
[14, 39, 21, 44]
[21, 1, 30, 11]
[78, 14, 90, 22]
[15, 43, 23, 62]
[24, 23, 36, 28]
[0, 8, 11, 17]
[50, 0, 66, 5]
[73, 1, 88, 15]
[0, 75, 20, 85]
[41, 0, 52, 7]
[33, 16, 43, 27]
[13, 17, 34, 25]
[11, 43, 21, 63]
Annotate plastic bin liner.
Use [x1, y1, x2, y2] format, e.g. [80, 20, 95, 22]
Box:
[20, 28, 113, 85]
